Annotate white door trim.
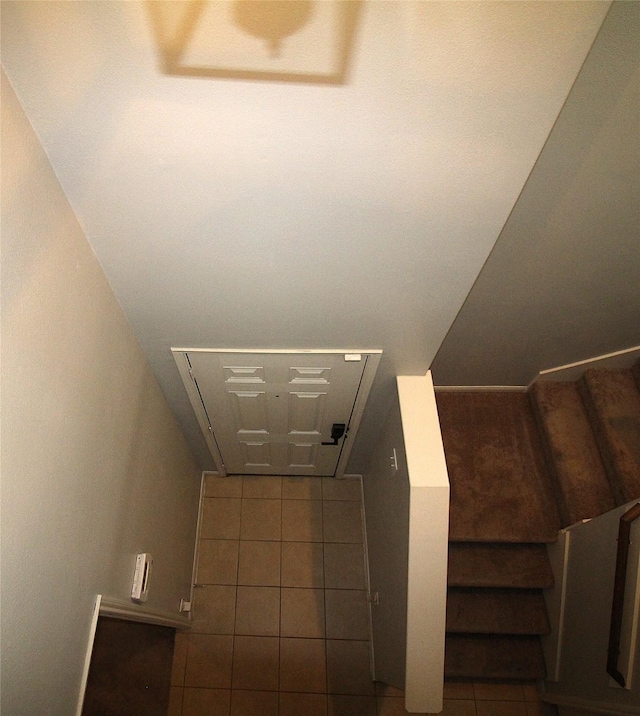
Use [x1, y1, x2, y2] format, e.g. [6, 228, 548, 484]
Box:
[172, 348, 382, 477]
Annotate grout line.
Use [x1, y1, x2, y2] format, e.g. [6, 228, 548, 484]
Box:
[322, 521, 330, 700]
[229, 483, 241, 705]
[190, 475, 382, 711]
[177, 666, 186, 715]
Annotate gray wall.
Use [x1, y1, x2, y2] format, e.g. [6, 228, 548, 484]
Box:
[431, 2, 640, 387]
[1, 73, 202, 715]
[363, 389, 409, 689]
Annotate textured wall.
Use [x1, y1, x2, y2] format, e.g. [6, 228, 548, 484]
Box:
[1, 73, 201, 715]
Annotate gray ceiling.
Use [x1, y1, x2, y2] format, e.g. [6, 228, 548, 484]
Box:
[3, 1, 637, 470]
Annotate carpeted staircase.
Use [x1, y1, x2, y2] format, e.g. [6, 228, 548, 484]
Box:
[435, 362, 640, 681]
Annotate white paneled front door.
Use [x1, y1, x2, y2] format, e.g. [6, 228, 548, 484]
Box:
[182, 351, 372, 476]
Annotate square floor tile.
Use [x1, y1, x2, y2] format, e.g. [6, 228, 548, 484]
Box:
[196, 540, 239, 585]
[328, 694, 377, 715]
[374, 682, 404, 697]
[280, 692, 328, 716]
[184, 634, 233, 688]
[282, 476, 323, 500]
[325, 589, 369, 640]
[525, 704, 545, 716]
[281, 542, 324, 588]
[168, 686, 183, 716]
[232, 635, 279, 691]
[171, 631, 188, 686]
[324, 543, 366, 589]
[205, 474, 243, 498]
[230, 690, 279, 716]
[281, 588, 325, 638]
[521, 681, 540, 701]
[242, 475, 282, 499]
[322, 476, 362, 501]
[235, 586, 280, 636]
[476, 702, 527, 716]
[240, 499, 282, 541]
[238, 540, 281, 586]
[191, 585, 236, 634]
[326, 640, 374, 695]
[181, 688, 231, 716]
[282, 499, 323, 542]
[439, 700, 478, 716]
[279, 637, 327, 693]
[474, 680, 524, 701]
[443, 680, 475, 699]
[376, 696, 427, 715]
[323, 501, 363, 543]
[200, 497, 241, 539]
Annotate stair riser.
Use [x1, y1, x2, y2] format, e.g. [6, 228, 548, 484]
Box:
[445, 635, 546, 680]
[446, 588, 550, 635]
[579, 369, 640, 505]
[448, 543, 554, 589]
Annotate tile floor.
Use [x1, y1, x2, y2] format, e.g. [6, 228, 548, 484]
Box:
[168, 474, 546, 716]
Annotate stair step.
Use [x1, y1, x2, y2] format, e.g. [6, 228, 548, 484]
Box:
[580, 369, 640, 504]
[632, 358, 640, 392]
[530, 381, 615, 525]
[446, 588, 550, 634]
[445, 634, 546, 679]
[436, 392, 560, 542]
[448, 543, 553, 588]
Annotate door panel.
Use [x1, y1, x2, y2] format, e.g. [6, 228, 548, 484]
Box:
[186, 352, 367, 475]
[229, 390, 268, 431]
[288, 391, 327, 433]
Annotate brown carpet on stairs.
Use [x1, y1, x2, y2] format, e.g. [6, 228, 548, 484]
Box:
[436, 392, 561, 543]
[446, 588, 550, 635]
[439, 367, 640, 684]
[580, 368, 640, 504]
[445, 634, 546, 680]
[448, 543, 553, 588]
[633, 359, 640, 391]
[530, 381, 615, 526]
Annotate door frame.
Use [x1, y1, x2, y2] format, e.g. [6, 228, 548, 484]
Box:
[172, 348, 382, 477]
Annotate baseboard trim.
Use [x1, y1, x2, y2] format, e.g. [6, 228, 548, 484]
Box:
[537, 346, 640, 383]
[434, 385, 527, 393]
[541, 690, 640, 715]
[358, 474, 376, 683]
[189, 473, 208, 606]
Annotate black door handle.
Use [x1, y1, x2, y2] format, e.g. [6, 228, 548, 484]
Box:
[322, 423, 346, 445]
